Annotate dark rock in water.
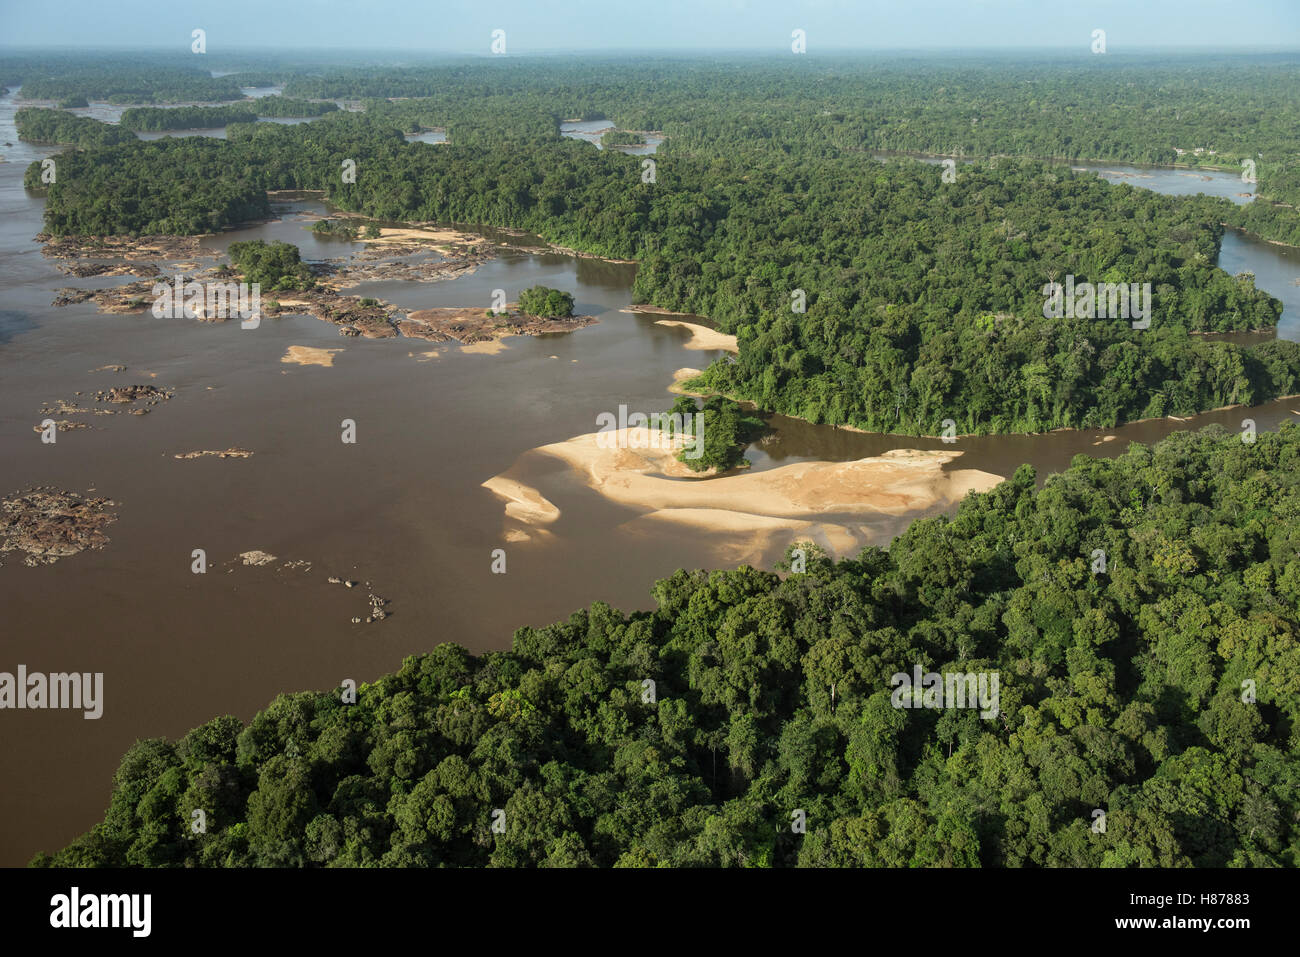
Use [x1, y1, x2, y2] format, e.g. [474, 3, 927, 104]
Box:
[0, 487, 118, 567]
[93, 384, 173, 405]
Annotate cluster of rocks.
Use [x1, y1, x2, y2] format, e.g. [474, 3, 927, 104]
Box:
[362, 593, 390, 624]
[38, 233, 217, 262]
[53, 277, 159, 313]
[58, 261, 161, 279]
[173, 448, 253, 460]
[326, 249, 491, 284]
[395, 306, 597, 345]
[328, 576, 391, 624]
[94, 384, 173, 405]
[0, 487, 118, 567]
[262, 291, 398, 338]
[39, 384, 172, 421]
[32, 419, 89, 432]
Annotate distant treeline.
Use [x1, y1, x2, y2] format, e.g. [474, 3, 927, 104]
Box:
[13, 63, 244, 104]
[14, 107, 136, 147]
[279, 56, 1300, 246]
[252, 95, 338, 118]
[35, 423, 1300, 867]
[24, 107, 1300, 434]
[119, 104, 258, 132]
[119, 97, 337, 131]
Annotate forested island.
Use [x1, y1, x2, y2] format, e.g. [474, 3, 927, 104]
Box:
[600, 129, 647, 148]
[662, 395, 767, 472]
[226, 239, 315, 292]
[35, 424, 1300, 867]
[21, 97, 1300, 435]
[15, 107, 136, 147]
[517, 284, 575, 318]
[119, 97, 338, 131]
[12, 59, 246, 103]
[310, 219, 381, 240]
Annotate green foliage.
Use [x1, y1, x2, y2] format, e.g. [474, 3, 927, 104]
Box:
[249, 95, 338, 118]
[120, 104, 257, 132]
[24, 82, 1297, 432]
[310, 219, 359, 239]
[15, 107, 136, 147]
[10, 60, 243, 103]
[37, 424, 1300, 868]
[661, 395, 766, 472]
[517, 285, 575, 318]
[226, 240, 314, 291]
[601, 129, 646, 147]
[118, 98, 336, 132]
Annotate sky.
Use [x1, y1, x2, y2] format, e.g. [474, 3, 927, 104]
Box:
[0, 0, 1297, 52]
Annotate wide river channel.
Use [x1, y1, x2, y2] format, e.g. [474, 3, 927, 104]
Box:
[1, 89, 1297, 863]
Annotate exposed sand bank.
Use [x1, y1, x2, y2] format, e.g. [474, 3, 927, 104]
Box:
[481, 475, 562, 524]
[360, 226, 483, 247]
[281, 345, 342, 367]
[460, 339, 510, 355]
[483, 426, 1005, 562]
[653, 320, 739, 353]
[620, 305, 698, 317]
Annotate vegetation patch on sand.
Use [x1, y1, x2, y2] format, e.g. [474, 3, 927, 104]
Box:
[484, 427, 1004, 561]
[668, 367, 706, 395]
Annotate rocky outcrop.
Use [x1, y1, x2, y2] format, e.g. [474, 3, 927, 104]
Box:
[0, 487, 118, 567]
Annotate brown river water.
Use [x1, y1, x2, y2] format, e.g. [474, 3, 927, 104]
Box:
[1, 88, 1298, 864]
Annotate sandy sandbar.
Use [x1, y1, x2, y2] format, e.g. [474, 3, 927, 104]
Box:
[281, 345, 342, 367]
[483, 426, 1005, 561]
[654, 320, 738, 353]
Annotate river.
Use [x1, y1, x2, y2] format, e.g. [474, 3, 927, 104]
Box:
[0, 92, 1296, 864]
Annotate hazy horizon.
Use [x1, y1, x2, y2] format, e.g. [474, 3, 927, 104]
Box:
[1, 0, 1296, 53]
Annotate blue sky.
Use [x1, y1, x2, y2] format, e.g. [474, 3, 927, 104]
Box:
[1, 0, 1296, 51]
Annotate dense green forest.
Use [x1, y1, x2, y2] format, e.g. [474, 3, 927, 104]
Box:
[36, 424, 1300, 867]
[310, 218, 373, 239]
[10, 62, 245, 103]
[663, 395, 767, 472]
[251, 95, 340, 118]
[226, 240, 315, 291]
[275, 54, 1300, 246]
[276, 55, 1296, 171]
[601, 130, 646, 147]
[118, 104, 259, 132]
[517, 285, 575, 318]
[14, 107, 136, 147]
[116, 98, 337, 131]
[24, 105, 1298, 434]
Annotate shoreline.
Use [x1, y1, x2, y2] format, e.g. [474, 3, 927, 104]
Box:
[673, 376, 1300, 440]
